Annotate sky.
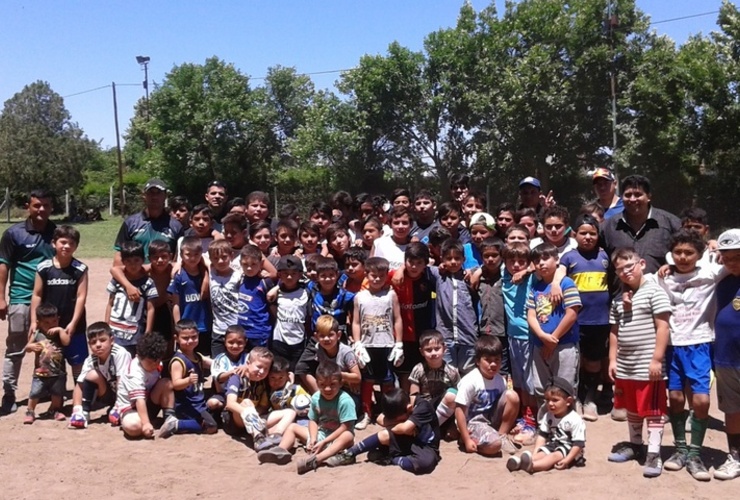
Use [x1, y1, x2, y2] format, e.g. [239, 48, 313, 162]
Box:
[0, 0, 725, 149]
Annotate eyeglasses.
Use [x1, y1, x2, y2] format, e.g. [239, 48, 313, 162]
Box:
[615, 260, 638, 275]
[544, 224, 565, 231]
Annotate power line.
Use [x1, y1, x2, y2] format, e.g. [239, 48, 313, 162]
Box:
[63, 83, 140, 98]
[650, 10, 719, 26]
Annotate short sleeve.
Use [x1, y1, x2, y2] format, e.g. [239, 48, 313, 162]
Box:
[337, 392, 357, 425]
[0, 229, 15, 264]
[454, 372, 475, 407]
[570, 416, 587, 446]
[409, 399, 435, 430]
[113, 349, 132, 379]
[144, 279, 159, 300]
[609, 301, 619, 325]
[408, 363, 424, 386]
[106, 279, 118, 295]
[113, 221, 130, 252]
[650, 286, 672, 315]
[448, 365, 461, 387]
[341, 349, 358, 371]
[561, 278, 582, 310]
[125, 364, 147, 401]
[526, 289, 535, 310]
[225, 374, 241, 396]
[308, 392, 320, 422]
[166, 276, 178, 295]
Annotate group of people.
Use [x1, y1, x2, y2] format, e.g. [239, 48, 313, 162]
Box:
[1, 170, 739, 481]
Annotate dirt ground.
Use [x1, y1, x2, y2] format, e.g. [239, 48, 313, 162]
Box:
[0, 258, 734, 499]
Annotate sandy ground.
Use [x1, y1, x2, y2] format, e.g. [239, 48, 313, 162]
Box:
[0, 258, 735, 499]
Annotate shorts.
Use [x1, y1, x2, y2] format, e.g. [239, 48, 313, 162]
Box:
[120, 399, 161, 422]
[269, 339, 305, 373]
[613, 379, 667, 418]
[29, 375, 66, 399]
[579, 324, 610, 361]
[716, 366, 740, 414]
[294, 339, 318, 376]
[508, 337, 533, 394]
[443, 341, 476, 375]
[666, 343, 712, 395]
[538, 440, 572, 458]
[63, 332, 89, 366]
[387, 432, 440, 475]
[530, 342, 579, 399]
[466, 394, 507, 445]
[395, 341, 422, 375]
[362, 347, 394, 384]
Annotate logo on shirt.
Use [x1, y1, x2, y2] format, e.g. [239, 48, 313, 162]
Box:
[733, 296, 740, 311]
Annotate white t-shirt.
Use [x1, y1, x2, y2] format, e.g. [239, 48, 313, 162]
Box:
[273, 287, 310, 345]
[455, 368, 507, 420]
[114, 357, 161, 413]
[77, 343, 132, 384]
[530, 236, 578, 258]
[372, 236, 407, 270]
[538, 409, 586, 449]
[356, 288, 396, 348]
[210, 269, 243, 337]
[211, 352, 248, 393]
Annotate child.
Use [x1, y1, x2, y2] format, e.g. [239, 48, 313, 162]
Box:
[259, 356, 308, 451]
[168, 236, 211, 357]
[507, 377, 586, 473]
[679, 207, 717, 252]
[455, 336, 520, 456]
[169, 195, 192, 227]
[209, 240, 242, 358]
[427, 226, 451, 265]
[245, 191, 270, 224]
[410, 189, 439, 245]
[531, 206, 577, 256]
[505, 224, 531, 246]
[342, 247, 368, 293]
[250, 221, 274, 260]
[408, 330, 460, 428]
[270, 255, 311, 372]
[147, 241, 175, 349]
[559, 215, 611, 421]
[299, 221, 322, 257]
[222, 346, 273, 437]
[372, 205, 413, 270]
[208, 325, 248, 412]
[105, 241, 158, 356]
[606, 247, 671, 478]
[222, 213, 249, 270]
[30, 225, 88, 381]
[328, 388, 442, 473]
[257, 361, 356, 474]
[450, 173, 469, 204]
[515, 208, 539, 240]
[309, 201, 333, 240]
[179, 204, 216, 265]
[462, 191, 486, 224]
[24, 303, 69, 424]
[527, 243, 582, 405]
[360, 217, 383, 252]
[115, 332, 179, 439]
[307, 256, 355, 338]
[168, 319, 218, 435]
[495, 202, 516, 240]
[352, 257, 404, 429]
[326, 223, 351, 269]
[437, 202, 470, 244]
[69, 322, 132, 429]
[463, 212, 496, 270]
[478, 237, 507, 365]
[237, 245, 275, 350]
[391, 188, 411, 208]
[273, 218, 300, 258]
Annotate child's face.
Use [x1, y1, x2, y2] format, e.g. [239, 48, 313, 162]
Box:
[482, 247, 502, 271]
[345, 258, 365, 280]
[300, 230, 319, 251]
[246, 200, 268, 223]
[176, 328, 200, 353]
[123, 256, 145, 274]
[149, 251, 172, 273]
[470, 225, 493, 246]
[229, 204, 246, 216]
[88, 333, 114, 360]
[505, 256, 529, 274]
[268, 371, 289, 390]
[225, 332, 246, 358]
[240, 256, 262, 277]
[181, 248, 203, 269]
[442, 250, 463, 273]
[310, 213, 330, 234]
[212, 251, 233, 273]
[367, 269, 388, 291]
[191, 212, 213, 237]
[391, 215, 412, 241]
[543, 216, 567, 245]
[317, 375, 342, 400]
[53, 237, 78, 259]
[519, 216, 538, 238]
[506, 230, 528, 245]
[440, 211, 460, 232]
[305, 267, 318, 282]
[362, 224, 381, 249]
[614, 257, 645, 289]
[476, 354, 501, 379]
[276, 228, 296, 252]
[534, 255, 558, 280]
[420, 340, 444, 369]
[451, 184, 468, 203]
[278, 269, 301, 288]
[414, 197, 436, 220]
[247, 356, 271, 381]
[37, 315, 59, 333]
[393, 196, 410, 208]
[545, 391, 573, 418]
[318, 270, 338, 291]
[316, 328, 339, 351]
[463, 198, 484, 220]
[139, 357, 161, 372]
[251, 228, 272, 253]
[172, 206, 190, 225]
[672, 242, 701, 274]
[574, 224, 598, 252]
[223, 223, 246, 249]
[682, 220, 709, 238]
[721, 249, 740, 276]
[496, 211, 514, 233]
[330, 231, 350, 255]
[358, 202, 376, 220]
[405, 257, 427, 279]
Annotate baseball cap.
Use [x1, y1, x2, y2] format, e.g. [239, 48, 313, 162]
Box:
[717, 229, 740, 251]
[144, 178, 167, 192]
[592, 167, 615, 182]
[546, 376, 575, 398]
[277, 255, 302, 271]
[518, 176, 541, 189]
[468, 212, 496, 231]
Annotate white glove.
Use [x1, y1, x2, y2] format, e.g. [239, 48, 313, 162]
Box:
[353, 341, 371, 368]
[388, 342, 405, 368]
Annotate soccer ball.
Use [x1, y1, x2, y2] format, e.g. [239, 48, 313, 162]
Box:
[291, 394, 311, 417]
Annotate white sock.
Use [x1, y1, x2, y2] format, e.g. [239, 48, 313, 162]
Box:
[646, 416, 664, 455]
[436, 401, 454, 425]
[627, 412, 643, 445]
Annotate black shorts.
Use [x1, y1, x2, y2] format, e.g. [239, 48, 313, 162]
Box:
[388, 432, 440, 475]
[395, 341, 423, 375]
[294, 339, 319, 376]
[363, 347, 394, 384]
[579, 325, 610, 362]
[269, 339, 306, 373]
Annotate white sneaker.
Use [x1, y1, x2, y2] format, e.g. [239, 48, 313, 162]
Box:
[354, 413, 372, 430]
[714, 454, 740, 480]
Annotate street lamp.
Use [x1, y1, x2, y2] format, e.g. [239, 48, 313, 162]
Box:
[136, 55, 150, 118]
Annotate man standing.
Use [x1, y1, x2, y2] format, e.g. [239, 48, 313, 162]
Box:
[205, 180, 228, 227]
[113, 178, 183, 266]
[0, 190, 56, 414]
[592, 168, 623, 220]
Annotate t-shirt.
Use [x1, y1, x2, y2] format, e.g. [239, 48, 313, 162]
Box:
[211, 352, 248, 393]
[36, 258, 88, 334]
[502, 268, 534, 341]
[454, 368, 507, 421]
[560, 249, 610, 326]
[530, 237, 578, 257]
[316, 343, 358, 374]
[479, 271, 505, 336]
[398, 399, 441, 452]
[372, 236, 408, 270]
[77, 343, 131, 385]
[169, 352, 207, 414]
[355, 288, 397, 347]
[115, 357, 161, 413]
[209, 269, 243, 338]
[308, 390, 357, 435]
[411, 220, 440, 245]
[225, 374, 270, 414]
[462, 243, 482, 271]
[390, 268, 436, 342]
[526, 277, 582, 346]
[0, 219, 56, 304]
[107, 277, 159, 346]
[168, 269, 210, 333]
[714, 274, 740, 369]
[114, 210, 183, 263]
[273, 286, 310, 346]
[31, 329, 65, 378]
[269, 382, 310, 412]
[538, 409, 586, 450]
[408, 360, 460, 404]
[237, 275, 274, 343]
[609, 278, 672, 380]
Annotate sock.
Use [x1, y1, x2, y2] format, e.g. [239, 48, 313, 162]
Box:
[627, 412, 643, 445]
[391, 456, 415, 472]
[727, 433, 740, 461]
[688, 417, 709, 457]
[583, 372, 600, 404]
[436, 401, 454, 425]
[81, 380, 97, 413]
[163, 407, 176, 420]
[176, 419, 202, 434]
[646, 416, 664, 455]
[361, 381, 374, 417]
[669, 410, 688, 453]
[348, 433, 381, 456]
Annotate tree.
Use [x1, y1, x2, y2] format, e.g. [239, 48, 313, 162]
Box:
[0, 80, 95, 201]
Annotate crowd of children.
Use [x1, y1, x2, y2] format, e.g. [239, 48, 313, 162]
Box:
[5, 172, 740, 482]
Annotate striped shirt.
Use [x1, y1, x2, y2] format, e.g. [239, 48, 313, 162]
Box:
[609, 278, 671, 380]
[526, 277, 582, 347]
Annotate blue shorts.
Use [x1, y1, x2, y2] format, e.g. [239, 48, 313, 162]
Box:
[63, 332, 89, 366]
[666, 343, 712, 395]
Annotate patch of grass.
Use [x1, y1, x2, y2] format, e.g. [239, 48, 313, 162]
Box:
[0, 216, 124, 259]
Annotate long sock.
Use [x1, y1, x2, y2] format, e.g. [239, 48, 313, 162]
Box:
[669, 410, 688, 453]
[163, 407, 176, 419]
[81, 380, 97, 413]
[627, 412, 643, 445]
[176, 419, 202, 434]
[391, 456, 415, 472]
[646, 416, 664, 455]
[348, 433, 381, 456]
[728, 433, 740, 461]
[436, 401, 454, 425]
[361, 381, 374, 417]
[688, 417, 709, 457]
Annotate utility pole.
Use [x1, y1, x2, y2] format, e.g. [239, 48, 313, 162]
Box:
[607, 0, 620, 178]
[112, 82, 126, 215]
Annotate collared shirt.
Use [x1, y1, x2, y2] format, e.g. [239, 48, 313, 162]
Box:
[602, 197, 624, 220]
[114, 210, 183, 262]
[0, 218, 56, 304]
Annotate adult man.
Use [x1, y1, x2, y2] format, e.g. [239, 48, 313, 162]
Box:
[205, 180, 228, 227]
[113, 178, 183, 266]
[517, 176, 555, 220]
[592, 167, 623, 220]
[0, 190, 56, 414]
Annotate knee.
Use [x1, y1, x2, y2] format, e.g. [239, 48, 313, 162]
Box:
[442, 391, 456, 405]
[378, 429, 391, 445]
[505, 389, 520, 407]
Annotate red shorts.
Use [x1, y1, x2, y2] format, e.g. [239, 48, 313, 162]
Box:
[614, 379, 667, 418]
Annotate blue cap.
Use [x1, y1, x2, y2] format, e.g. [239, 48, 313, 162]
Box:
[519, 176, 541, 189]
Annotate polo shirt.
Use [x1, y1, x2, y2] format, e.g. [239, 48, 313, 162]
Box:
[114, 210, 183, 262]
[0, 219, 56, 304]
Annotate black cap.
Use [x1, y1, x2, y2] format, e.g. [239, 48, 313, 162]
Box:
[277, 255, 302, 271]
[144, 178, 167, 192]
[547, 376, 575, 398]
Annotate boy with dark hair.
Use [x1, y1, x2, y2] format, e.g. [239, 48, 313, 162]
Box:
[237, 244, 275, 350]
[342, 246, 368, 293]
[533, 206, 577, 256]
[495, 202, 516, 240]
[678, 207, 718, 254]
[478, 237, 507, 367]
[222, 213, 249, 270]
[147, 240, 175, 348]
[449, 173, 469, 204]
[391, 188, 412, 208]
[461, 191, 487, 224]
[427, 226, 451, 265]
[463, 213, 496, 270]
[437, 202, 470, 244]
[410, 189, 439, 245]
[270, 255, 311, 372]
[180, 204, 216, 265]
[372, 205, 413, 270]
[245, 191, 270, 224]
[169, 195, 192, 227]
[309, 201, 332, 239]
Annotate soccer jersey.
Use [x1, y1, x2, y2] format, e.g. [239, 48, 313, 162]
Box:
[115, 357, 161, 413]
[372, 236, 408, 270]
[225, 374, 270, 414]
[107, 277, 158, 346]
[273, 286, 310, 346]
[462, 243, 483, 271]
[538, 408, 586, 450]
[77, 343, 131, 384]
[37, 258, 88, 334]
[114, 210, 183, 263]
[0, 219, 56, 304]
[455, 368, 507, 420]
[560, 248, 610, 325]
[168, 269, 210, 333]
[390, 268, 436, 343]
[355, 288, 396, 348]
[307, 283, 355, 337]
[526, 277, 582, 346]
[237, 275, 274, 344]
[211, 352, 248, 393]
[308, 390, 357, 435]
[169, 352, 207, 414]
[210, 269, 243, 338]
[408, 360, 460, 403]
[714, 274, 740, 369]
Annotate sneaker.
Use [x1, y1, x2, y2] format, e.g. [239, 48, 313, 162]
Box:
[296, 454, 319, 475]
[500, 435, 521, 455]
[664, 450, 688, 471]
[714, 454, 740, 480]
[607, 442, 642, 463]
[326, 451, 356, 467]
[69, 411, 89, 429]
[610, 407, 627, 422]
[108, 408, 120, 426]
[686, 455, 712, 481]
[643, 452, 663, 478]
[506, 455, 521, 472]
[23, 410, 35, 425]
[354, 413, 372, 430]
[519, 450, 533, 474]
[576, 400, 584, 415]
[241, 411, 266, 435]
[257, 446, 292, 465]
[158, 416, 179, 439]
[1, 393, 17, 415]
[582, 402, 599, 422]
[367, 449, 392, 465]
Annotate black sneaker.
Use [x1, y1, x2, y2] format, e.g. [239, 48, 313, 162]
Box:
[0, 393, 17, 415]
[686, 455, 712, 481]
